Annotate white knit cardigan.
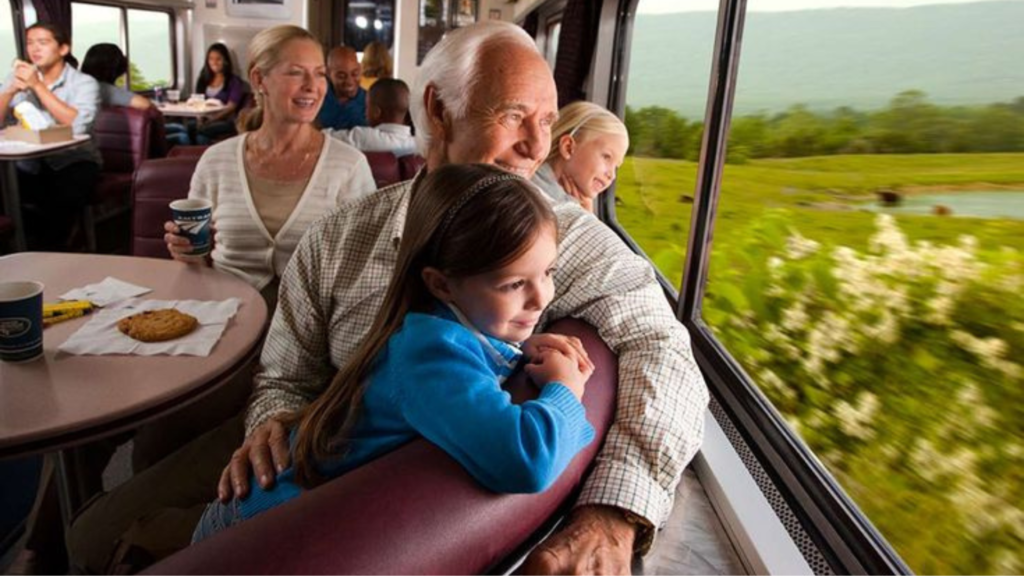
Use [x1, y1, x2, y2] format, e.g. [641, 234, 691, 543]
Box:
[188, 134, 377, 290]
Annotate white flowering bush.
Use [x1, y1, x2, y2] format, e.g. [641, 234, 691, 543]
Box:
[704, 211, 1023, 574]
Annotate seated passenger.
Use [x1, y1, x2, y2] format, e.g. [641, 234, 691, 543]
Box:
[80, 43, 153, 110]
[191, 163, 595, 541]
[531, 101, 629, 213]
[316, 46, 367, 130]
[0, 22, 101, 250]
[325, 78, 416, 157]
[359, 40, 393, 91]
[163, 25, 375, 310]
[167, 43, 248, 146]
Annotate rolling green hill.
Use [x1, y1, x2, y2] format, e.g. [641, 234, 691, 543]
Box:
[626, 1, 1024, 119]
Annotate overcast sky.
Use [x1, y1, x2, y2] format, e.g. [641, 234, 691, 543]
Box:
[637, 0, 1011, 13]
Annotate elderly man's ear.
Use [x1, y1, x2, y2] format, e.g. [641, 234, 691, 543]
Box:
[424, 84, 453, 143]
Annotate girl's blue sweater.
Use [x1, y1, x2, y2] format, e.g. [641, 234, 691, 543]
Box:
[237, 306, 595, 520]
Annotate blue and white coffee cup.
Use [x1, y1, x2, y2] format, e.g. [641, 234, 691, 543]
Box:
[170, 199, 213, 256]
[0, 281, 44, 363]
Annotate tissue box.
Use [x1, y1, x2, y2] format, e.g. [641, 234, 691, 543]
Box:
[4, 125, 73, 144]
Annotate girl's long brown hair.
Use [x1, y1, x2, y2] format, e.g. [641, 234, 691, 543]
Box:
[291, 163, 557, 487]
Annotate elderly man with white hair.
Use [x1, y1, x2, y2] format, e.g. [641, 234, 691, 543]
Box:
[67, 21, 707, 574]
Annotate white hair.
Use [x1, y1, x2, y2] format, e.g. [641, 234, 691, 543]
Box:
[410, 21, 541, 155]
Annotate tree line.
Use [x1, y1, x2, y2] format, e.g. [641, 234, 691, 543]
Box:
[625, 91, 1024, 162]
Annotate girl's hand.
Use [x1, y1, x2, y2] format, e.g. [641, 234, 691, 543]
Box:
[524, 348, 594, 401]
[163, 220, 211, 265]
[523, 333, 592, 374]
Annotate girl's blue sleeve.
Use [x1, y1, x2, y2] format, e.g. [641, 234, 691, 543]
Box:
[392, 320, 595, 493]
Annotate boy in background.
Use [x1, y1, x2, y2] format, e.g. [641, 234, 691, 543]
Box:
[326, 78, 416, 158]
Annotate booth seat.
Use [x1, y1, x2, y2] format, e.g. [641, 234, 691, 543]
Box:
[131, 156, 204, 259]
[145, 318, 618, 575]
[87, 106, 167, 252]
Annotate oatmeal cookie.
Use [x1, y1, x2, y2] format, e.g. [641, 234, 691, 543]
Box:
[117, 309, 199, 342]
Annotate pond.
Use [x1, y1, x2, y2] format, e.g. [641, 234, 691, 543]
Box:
[862, 191, 1024, 220]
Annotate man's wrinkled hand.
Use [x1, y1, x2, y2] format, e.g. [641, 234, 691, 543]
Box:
[217, 418, 290, 502]
[517, 505, 636, 575]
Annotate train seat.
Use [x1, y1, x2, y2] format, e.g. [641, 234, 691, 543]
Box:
[398, 153, 426, 180]
[144, 317, 618, 575]
[87, 106, 166, 252]
[364, 150, 401, 187]
[166, 145, 209, 159]
[131, 156, 204, 259]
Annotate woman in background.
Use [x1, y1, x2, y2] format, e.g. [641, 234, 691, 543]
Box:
[531, 101, 629, 214]
[193, 42, 247, 143]
[81, 43, 153, 110]
[359, 40, 392, 91]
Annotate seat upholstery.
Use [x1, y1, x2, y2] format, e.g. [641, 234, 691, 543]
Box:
[145, 318, 618, 575]
[86, 106, 166, 252]
[364, 151, 400, 188]
[131, 156, 203, 259]
[399, 153, 426, 181]
[166, 145, 209, 159]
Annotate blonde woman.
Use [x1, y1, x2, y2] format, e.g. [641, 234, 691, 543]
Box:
[164, 25, 376, 310]
[359, 40, 393, 91]
[531, 101, 629, 213]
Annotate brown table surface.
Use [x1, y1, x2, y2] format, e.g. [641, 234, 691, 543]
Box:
[0, 252, 268, 459]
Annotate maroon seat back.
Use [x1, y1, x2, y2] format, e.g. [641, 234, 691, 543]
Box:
[146, 318, 618, 575]
[147, 106, 169, 159]
[167, 145, 210, 159]
[94, 106, 152, 175]
[399, 154, 426, 181]
[364, 151, 400, 188]
[131, 156, 203, 259]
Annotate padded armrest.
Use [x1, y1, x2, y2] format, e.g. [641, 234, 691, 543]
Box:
[145, 318, 618, 575]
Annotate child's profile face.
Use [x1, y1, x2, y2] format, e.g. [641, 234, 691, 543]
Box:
[447, 224, 558, 343]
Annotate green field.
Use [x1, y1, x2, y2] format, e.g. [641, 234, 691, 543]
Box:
[616, 153, 1024, 285]
[616, 153, 1024, 575]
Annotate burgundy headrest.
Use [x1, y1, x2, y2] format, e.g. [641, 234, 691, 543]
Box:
[399, 154, 426, 181]
[145, 318, 618, 575]
[364, 151, 400, 188]
[167, 145, 210, 159]
[93, 106, 152, 173]
[131, 156, 203, 259]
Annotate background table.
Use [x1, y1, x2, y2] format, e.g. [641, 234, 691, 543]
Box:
[157, 102, 226, 120]
[0, 134, 90, 251]
[0, 252, 268, 459]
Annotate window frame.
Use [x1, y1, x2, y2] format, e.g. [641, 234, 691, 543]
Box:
[600, 0, 913, 572]
[70, 0, 177, 92]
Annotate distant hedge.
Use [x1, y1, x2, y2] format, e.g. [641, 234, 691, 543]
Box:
[625, 91, 1024, 161]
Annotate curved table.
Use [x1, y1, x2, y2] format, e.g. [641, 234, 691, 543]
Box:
[0, 252, 268, 459]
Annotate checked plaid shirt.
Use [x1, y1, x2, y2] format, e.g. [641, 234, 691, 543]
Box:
[246, 176, 708, 551]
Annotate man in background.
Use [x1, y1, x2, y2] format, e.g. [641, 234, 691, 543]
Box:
[317, 46, 367, 130]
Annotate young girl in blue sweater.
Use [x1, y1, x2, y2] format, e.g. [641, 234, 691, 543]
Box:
[192, 163, 596, 542]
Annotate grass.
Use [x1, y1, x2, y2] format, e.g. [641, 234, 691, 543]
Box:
[613, 152, 1024, 574]
[615, 153, 1024, 285]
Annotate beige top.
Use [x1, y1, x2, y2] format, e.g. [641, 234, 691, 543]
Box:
[246, 172, 308, 238]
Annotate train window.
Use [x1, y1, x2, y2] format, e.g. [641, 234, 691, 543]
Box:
[543, 19, 560, 69]
[0, 1, 16, 69]
[698, 1, 1024, 574]
[616, 0, 716, 287]
[126, 9, 171, 89]
[71, 2, 121, 57]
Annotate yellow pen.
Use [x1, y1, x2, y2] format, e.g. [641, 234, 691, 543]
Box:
[43, 308, 87, 326]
